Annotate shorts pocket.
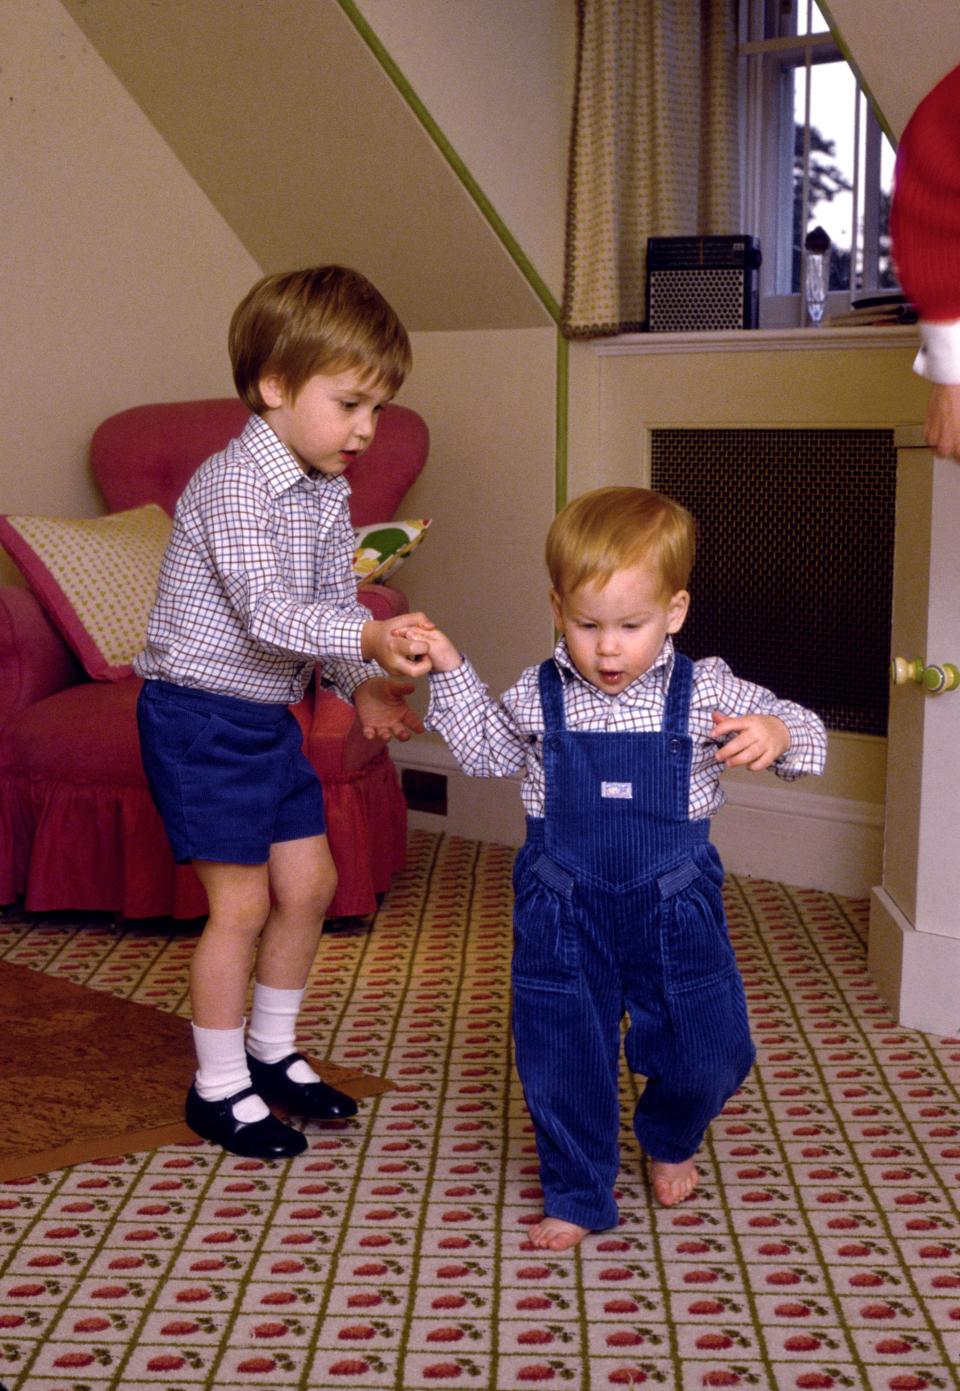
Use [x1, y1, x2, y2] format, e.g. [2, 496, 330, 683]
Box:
[174, 710, 228, 767]
[139, 694, 224, 767]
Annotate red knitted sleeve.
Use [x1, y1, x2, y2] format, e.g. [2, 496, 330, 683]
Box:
[890, 64, 960, 322]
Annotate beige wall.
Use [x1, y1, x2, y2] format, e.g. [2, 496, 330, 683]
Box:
[0, 0, 258, 570]
[826, 0, 960, 137]
[349, 0, 570, 708]
[396, 326, 558, 704]
[57, 0, 550, 335]
[355, 0, 575, 304]
[378, 323, 558, 850]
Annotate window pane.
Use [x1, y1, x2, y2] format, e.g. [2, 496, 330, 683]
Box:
[764, 0, 798, 38]
[878, 132, 899, 290]
[853, 94, 901, 295]
[768, 0, 832, 37]
[792, 59, 856, 291]
[747, 0, 895, 320]
[809, 2, 831, 33]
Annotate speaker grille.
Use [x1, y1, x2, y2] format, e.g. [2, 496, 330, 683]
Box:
[648, 268, 747, 332]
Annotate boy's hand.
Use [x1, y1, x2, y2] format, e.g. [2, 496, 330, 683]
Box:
[710, 712, 789, 771]
[354, 678, 425, 742]
[362, 612, 432, 678]
[393, 623, 462, 673]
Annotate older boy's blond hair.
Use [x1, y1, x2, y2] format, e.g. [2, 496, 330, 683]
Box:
[546, 486, 695, 600]
[229, 265, 412, 413]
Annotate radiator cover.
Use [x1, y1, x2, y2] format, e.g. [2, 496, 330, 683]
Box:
[650, 426, 895, 735]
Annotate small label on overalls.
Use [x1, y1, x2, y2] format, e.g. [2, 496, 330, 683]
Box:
[601, 781, 633, 799]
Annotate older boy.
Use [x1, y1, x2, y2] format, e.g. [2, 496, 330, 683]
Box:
[405, 487, 826, 1249]
[136, 266, 432, 1160]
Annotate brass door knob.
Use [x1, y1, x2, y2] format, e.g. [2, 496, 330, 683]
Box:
[891, 657, 924, 685]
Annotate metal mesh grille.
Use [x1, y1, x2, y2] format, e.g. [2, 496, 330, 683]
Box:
[648, 269, 746, 331]
[650, 427, 896, 735]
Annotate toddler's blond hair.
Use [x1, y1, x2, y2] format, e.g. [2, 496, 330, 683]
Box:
[546, 486, 695, 600]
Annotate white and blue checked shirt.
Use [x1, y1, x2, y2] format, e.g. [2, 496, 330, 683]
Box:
[134, 414, 379, 704]
[426, 636, 827, 820]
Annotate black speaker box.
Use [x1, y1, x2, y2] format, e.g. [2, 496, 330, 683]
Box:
[646, 235, 762, 331]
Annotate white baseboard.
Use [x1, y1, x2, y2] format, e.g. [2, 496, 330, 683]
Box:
[711, 781, 882, 899]
[393, 743, 882, 899]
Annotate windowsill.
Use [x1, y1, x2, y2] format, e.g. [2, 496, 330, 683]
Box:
[593, 325, 920, 355]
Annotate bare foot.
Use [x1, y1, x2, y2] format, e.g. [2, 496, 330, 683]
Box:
[649, 1157, 699, 1206]
[527, 1216, 590, 1250]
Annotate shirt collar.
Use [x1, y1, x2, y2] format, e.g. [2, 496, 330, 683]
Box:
[553, 634, 675, 698]
[239, 414, 351, 501]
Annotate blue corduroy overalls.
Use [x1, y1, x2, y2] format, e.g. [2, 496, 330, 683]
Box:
[511, 654, 756, 1230]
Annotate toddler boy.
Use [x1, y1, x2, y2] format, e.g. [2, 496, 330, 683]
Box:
[405, 486, 826, 1248]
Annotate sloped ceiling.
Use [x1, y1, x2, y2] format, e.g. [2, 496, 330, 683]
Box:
[58, 0, 550, 332]
[826, 0, 960, 139]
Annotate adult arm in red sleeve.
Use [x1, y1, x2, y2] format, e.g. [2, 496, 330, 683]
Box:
[890, 64, 960, 459]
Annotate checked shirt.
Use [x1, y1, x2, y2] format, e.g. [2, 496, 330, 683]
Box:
[425, 636, 827, 821]
[135, 414, 378, 704]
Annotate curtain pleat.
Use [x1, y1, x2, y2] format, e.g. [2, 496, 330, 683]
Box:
[563, 0, 741, 338]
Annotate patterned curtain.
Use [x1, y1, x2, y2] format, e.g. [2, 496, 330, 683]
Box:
[563, 0, 741, 338]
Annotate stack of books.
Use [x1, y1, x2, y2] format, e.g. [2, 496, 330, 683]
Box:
[824, 293, 917, 327]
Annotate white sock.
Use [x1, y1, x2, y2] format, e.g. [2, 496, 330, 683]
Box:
[247, 983, 321, 1085]
[192, 1023, 269, 1123]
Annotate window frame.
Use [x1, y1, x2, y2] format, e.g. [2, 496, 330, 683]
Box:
[739, 0, 896, 328]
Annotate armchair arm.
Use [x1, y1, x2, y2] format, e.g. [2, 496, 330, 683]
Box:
[357, 582, 409, 621]
[0, 585, 83, 725]
[293, 680, 388, 781]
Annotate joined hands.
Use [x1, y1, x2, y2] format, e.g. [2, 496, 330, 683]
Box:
[389, 619, 462, 673]
[361, 611, 434, 678]
[353, 615, 457, 744]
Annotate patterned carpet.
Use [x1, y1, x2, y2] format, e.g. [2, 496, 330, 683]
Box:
[1, 829, 959, 1391]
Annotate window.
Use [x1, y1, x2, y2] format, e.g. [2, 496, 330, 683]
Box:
[740, 0, 898, 327]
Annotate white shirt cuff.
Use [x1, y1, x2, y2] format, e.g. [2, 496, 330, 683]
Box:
[914, 320, 960, 384]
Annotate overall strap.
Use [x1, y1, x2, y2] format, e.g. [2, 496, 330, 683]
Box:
[663, 652, 694, 735]
[538, 659, 566, 733]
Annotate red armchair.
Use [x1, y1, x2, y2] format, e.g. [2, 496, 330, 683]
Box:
[0, 398, 428, 920]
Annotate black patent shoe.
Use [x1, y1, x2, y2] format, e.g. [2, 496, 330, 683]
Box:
[246, 1051, 359, 1120]
[185, 1083, 308, 1159]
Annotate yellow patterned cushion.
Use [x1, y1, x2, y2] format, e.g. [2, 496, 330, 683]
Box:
[352, 518, 431, 583]
[0, 505, 171, 680]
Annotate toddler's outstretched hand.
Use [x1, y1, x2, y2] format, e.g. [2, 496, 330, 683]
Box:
[710, 711, 789, 771]
[362, 612, 433, 677]
[393, 622, 462, 673]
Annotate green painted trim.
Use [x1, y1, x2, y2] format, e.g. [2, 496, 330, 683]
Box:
[555, 332, 569, 512]
[335, 0, 568, 522]
[336, 0, 562, 322]
[818, 0, 897, 146]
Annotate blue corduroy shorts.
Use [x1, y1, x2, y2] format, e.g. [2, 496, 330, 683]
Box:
[137, 680, 326, 865]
